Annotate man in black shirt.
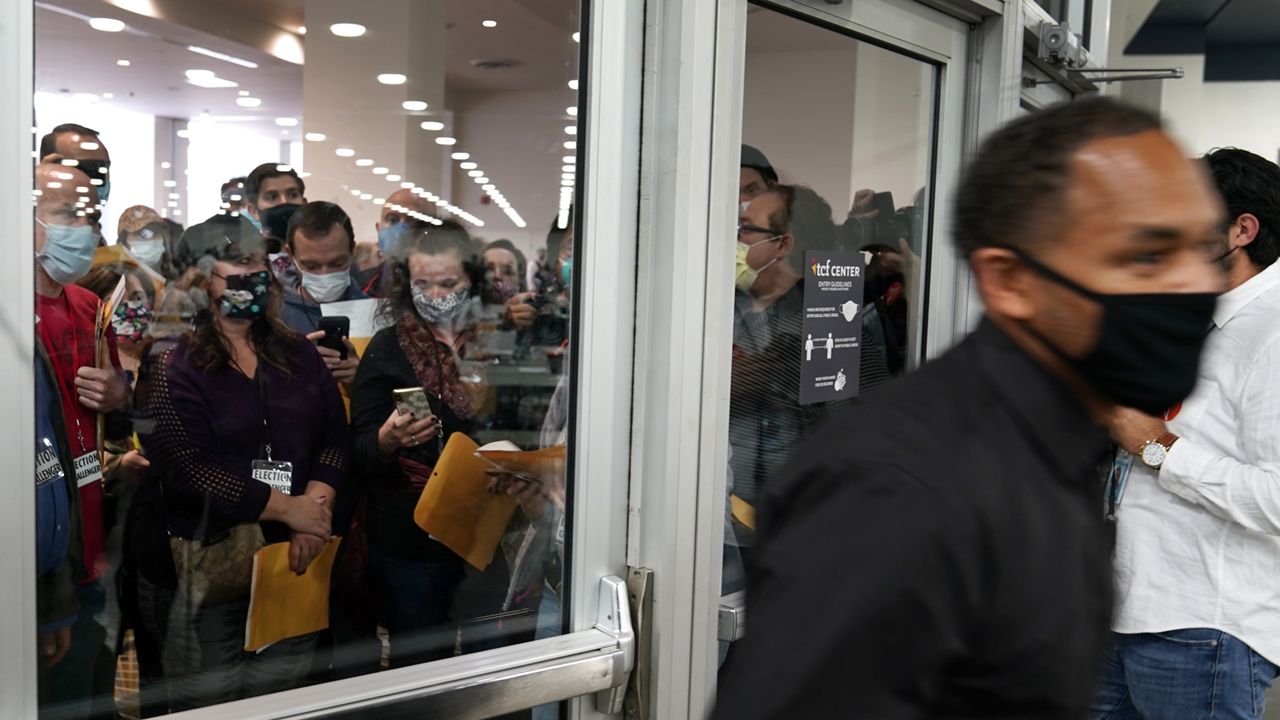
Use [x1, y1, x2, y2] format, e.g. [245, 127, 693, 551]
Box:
[713, 97, 1227, 718]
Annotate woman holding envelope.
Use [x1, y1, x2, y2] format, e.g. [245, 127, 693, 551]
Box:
[350, 220, 490, 668]
[134, 219, 348, 711]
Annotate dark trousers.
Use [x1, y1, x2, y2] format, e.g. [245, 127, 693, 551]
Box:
[39, 582, 116, 720]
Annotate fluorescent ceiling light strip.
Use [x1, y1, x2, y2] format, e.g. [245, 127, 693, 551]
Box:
[188, 45, 259, 69]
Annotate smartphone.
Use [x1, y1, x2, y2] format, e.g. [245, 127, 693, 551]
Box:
[318, 316, 350, 360]
[393, 387, 433, 421]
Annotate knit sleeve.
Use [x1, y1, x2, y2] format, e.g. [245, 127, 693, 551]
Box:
[301, 340, 350, 491]
[137, 348, 271, 524]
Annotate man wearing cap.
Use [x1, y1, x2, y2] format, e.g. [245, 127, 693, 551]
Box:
[740, 144, 777, 203]
[117, 205, 175, 279]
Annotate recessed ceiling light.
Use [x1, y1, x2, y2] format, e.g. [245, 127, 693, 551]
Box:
[356, 158, 373, 167]
[435, 137, 457, 146]
[468, 170, 483, 178]
[568, 79, 579, 90]
[420, 121, 444, 131]
[565, 126, 577, 135]
[89, 18, 126, 32]
[451, 152, 470, 161]
[475, 176, 490, 184]
[386, 174, 402, 182]
[297, 25, 307, 35]
[305, 132, 326, 141]
[372, 166, 388, 175]
[482, 184, 496, 192]
[160, 162, 171, 169]
[402, 100, 428, 112]
[186, 69, 238, 89]
[237, 90, 250, 97]
[561, 179, 574, 187]
[401, 182, 415, 189]
[377, 73, 407, 85]
[360, 193, 373, 200]
[562, 172, 575, 180]
[567, 106, 578, 117]
[163, 180, 177, 188]
[275, 117, 298, 127]
[459, 161, 477, 170]
[350, 189, 361, 196]
[564, 140, 577, 150]
[562, 164, 575, 172]
[482, 20, 498, 28]
[117, 59, 131, 67]
[236, 97, 262, 108]
[330, 23, 366, 38]
[573, 32, 581, 43]
[335, 147, 355, 157]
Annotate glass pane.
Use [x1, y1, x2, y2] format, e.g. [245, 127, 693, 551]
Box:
[724, 3, 937, 611]
[33, 1, 583, 716]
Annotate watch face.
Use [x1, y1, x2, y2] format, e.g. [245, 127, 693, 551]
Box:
[1142, 442, 1167, 467]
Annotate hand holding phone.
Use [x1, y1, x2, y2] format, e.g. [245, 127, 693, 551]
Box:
[317, 316, 350, 360]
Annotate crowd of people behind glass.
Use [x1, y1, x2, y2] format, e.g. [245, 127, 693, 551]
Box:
[31, 121, 920, 719]
[33, 123, 575, 719]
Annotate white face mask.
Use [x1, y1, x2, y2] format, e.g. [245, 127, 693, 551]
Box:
[297, 264, 350, 303]
[130, 238, 166, 269]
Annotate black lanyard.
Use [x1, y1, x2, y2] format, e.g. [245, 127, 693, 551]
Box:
[255, 369, 275, 461]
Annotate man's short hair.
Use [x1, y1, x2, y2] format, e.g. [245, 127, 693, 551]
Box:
[952, 97, 1163, 259]
[245, 162, 306, 206]
[286, 201, 355, 254]
[39, 123, 100, 160]
[1203, 148, 1280, 269]
[221, 176, 247, 196]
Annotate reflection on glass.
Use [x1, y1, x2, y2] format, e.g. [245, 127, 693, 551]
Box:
[32, 1, 582, 716]
[724, 2, 936, 624]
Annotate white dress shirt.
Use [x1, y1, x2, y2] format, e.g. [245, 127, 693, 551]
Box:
[1113, 260, 1280, 664]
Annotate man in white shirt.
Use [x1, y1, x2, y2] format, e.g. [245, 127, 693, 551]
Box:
[1094, 147, 1280, 719]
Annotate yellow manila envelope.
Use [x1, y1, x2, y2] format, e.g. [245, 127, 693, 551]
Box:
[474, 442, 566, 479]
[414, 434, 518, 571]
[244, 537, 342, 653]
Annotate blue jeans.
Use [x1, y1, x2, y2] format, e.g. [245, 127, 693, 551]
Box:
[368, 546, 464, 668]
[1093, 629, 1280, 720]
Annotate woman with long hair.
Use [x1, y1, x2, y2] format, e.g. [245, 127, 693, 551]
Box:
[134, 222, 347, 711]
[349, 220, 488, 668]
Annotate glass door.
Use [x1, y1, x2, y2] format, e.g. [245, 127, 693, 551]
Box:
[3, 0, 642, 718]
[704, 0, 974, 696]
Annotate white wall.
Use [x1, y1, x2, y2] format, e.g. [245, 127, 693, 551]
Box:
[1107, 0, 1280, 160]
[741, 42, 933, 223]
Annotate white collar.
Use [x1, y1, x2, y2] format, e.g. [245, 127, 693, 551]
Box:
[1214, 260, 1280, 329]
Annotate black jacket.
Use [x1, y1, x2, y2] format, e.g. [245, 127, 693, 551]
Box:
[349, 326, 473, 562]
[714, 320, 1114, 719]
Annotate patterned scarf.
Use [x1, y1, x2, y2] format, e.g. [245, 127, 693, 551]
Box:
[395, 311, 478, 420]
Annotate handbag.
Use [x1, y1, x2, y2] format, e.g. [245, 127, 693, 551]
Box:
[169, 522, 264, 607]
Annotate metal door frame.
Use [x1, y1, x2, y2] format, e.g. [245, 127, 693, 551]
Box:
[0, 1, 645, 717]
[625, 0, 1027, 716]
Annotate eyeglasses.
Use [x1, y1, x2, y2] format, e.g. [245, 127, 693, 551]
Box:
[737, 223, 783, 243]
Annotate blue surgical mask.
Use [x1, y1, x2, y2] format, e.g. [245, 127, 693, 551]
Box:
[378, 222, 410, 253]
[241, 210, 263, 233]
[36, 219, 98, 285]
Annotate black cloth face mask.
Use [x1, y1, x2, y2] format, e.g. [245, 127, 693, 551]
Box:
[1006, 247, 1217, 416]
[260, 203, 302, 241]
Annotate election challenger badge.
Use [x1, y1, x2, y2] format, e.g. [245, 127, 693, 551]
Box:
[251, 460, 294, 494]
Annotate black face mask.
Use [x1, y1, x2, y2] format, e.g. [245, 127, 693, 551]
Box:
[259, 203, 302, 241]
[1009, 247, 1217, 416]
